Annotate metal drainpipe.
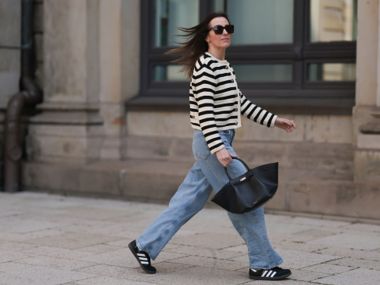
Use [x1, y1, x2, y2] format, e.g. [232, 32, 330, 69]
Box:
[3, 0, 43, 192]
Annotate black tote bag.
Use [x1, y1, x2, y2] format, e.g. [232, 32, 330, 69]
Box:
[211, 157, 278, 213]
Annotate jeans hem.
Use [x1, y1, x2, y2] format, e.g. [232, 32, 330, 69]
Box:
[250, 258, 284, 270]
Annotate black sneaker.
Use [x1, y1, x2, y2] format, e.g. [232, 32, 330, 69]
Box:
[128, 240, 156, 274]
[249, 266, 291, 280]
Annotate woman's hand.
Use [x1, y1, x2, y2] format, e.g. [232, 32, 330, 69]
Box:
[216, 148, 232, 167]
[275, 117, 296, 133]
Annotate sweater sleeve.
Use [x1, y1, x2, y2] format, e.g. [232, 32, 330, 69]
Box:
[239, 90, 278, 128]
[192, 60, 225, 154]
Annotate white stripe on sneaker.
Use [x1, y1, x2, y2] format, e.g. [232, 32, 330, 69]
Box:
[140, 261, 149, 265]
[137, 253, 146, 257]
[270, 271, 277, 278]
[261, 270, 268, 277]
[138, 257, 148, 261]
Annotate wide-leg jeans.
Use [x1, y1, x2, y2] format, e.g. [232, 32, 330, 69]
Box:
[136, 129, 283, 269]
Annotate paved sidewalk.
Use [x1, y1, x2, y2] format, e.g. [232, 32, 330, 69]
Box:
[0, 192, 380, 285]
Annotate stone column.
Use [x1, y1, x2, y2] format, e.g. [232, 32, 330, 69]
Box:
[352, 0, 380, 219]
[97, 0, 126, 159]
[26, 0, 130, 162]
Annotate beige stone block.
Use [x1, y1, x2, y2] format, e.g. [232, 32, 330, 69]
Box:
[304, 115, 352, 143]
[354, 150, 380, 183]
[235, 141, 353, 182]
[100, 103, 126, 136]
[127, 111, 192, 138]
[124, 135, 193, 162]
[0, 0, 21, 46]
[23, 161, 123, 195]
[44, 0, 87, 100]
[128, 112, 352, 144]
[237, 114, 304, 142]
[28, 125, 89, 137]
[321, 0, 344, 10]
[125, 135, 172, 159]
[356, 0, 378, 106]
[122, 0, 141, 100]
[266, 183, 288, 210]
[27, 135, 89, 161]
[98, 136, 124, 160]
[99, 0, 122, 103]
[285, 178, 380, 220]
[322, 10, 345, 31]
[357, 134, 380, 149]
[169, 137, 193, 161]
[352, 106, 376, 145]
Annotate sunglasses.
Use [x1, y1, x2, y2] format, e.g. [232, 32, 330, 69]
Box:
[209, 24, 235, 35]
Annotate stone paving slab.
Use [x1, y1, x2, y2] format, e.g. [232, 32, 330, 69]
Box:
[308, 232, 380, 250]
[315, 268, 380, 285]
[1, 192, 380, 285]
[284, 269, 329, 282]
[301, 263, 353, 275]
[316, 247, 380, 261]
[62, 276, 154, 285]
[0, 262, 93, 285]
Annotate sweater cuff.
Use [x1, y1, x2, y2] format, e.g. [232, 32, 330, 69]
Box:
[270, 115, 278, 128]
[210, 143, 225, 155]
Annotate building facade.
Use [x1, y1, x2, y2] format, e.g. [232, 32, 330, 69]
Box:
[1, 0, 379, 220]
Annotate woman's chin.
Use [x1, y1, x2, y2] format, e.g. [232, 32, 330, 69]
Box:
[220, 42, 231, 48]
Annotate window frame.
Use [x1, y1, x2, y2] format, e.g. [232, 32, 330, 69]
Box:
[129, 0, 356, 114]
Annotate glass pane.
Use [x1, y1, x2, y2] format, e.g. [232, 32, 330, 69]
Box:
[153, 65, 187, 81]
[308, 63, 355, 81]
[213, 0, 294, 44]
[234, 64, 292, 82]
[310, 0, 357, 42]
[154, 0, 199, 47]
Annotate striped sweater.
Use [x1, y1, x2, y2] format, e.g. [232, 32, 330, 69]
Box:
[189, 52, 278, 154]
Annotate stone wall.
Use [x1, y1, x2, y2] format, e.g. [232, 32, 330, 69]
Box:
[19, 0, 380, 221]
[124, 111, 360, 217]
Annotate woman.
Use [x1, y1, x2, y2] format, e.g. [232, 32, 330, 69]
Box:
[129, 12, 296, 281]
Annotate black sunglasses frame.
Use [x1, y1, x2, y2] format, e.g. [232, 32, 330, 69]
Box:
[209, 24, 235, 35]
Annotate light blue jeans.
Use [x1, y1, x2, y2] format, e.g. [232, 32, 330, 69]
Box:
[136, 130, 283, 269]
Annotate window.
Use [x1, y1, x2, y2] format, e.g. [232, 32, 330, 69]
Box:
[134, 0, 357, 114]
[154, 0, 199, 47]
[215, 0, 294, 45]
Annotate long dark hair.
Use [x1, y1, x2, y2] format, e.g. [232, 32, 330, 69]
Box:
[167, 12, 231, 78]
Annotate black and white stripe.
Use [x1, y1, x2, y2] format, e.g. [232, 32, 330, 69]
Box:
[136, 252, 150, 265]
[261, 269, 277, 278]
[190, 52, 277, 154]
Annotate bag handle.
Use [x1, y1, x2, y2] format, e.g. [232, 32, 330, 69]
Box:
[224, 156, 250, 180]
